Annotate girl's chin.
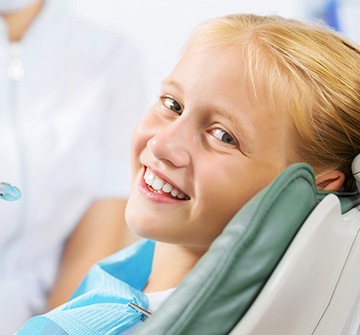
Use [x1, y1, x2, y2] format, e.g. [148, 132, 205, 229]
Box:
[125, 204, 155, 237]
[125, 222, 157, 241]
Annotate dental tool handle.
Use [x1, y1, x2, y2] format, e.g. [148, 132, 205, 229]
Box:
[0, 182, 21, 201]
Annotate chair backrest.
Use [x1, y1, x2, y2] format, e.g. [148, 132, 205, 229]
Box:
[134, 163, 360, 335]
[231, 193, 360, 335]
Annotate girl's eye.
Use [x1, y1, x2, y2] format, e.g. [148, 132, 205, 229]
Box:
[163, 97, 183, 115]
[211, 128, 237, 145]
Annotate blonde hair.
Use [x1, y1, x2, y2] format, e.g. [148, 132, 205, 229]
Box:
[186, 14, 360, 190]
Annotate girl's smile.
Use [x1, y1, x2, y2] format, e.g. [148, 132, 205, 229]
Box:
[139, 166, 191, 203]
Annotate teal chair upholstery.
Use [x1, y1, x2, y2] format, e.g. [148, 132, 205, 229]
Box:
[134, 163, 360, 335]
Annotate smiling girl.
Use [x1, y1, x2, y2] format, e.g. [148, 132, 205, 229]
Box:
[16, 13, 360, 335]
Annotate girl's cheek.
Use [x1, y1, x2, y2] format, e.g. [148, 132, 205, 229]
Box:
[131, 117, 156, 166]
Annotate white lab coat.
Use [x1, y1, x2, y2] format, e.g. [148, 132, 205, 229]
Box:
[0, 1, 146, 333]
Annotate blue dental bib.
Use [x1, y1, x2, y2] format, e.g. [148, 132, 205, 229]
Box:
[16, 240, 155, 335]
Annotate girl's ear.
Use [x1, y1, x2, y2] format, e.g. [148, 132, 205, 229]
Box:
[316, 170, 345, 191]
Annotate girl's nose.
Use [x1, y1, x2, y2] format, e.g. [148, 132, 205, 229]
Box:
[147, 120, 192, 167]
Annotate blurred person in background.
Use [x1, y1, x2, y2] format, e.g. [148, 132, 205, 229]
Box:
[301, 0, 360, 44]
[0, 0, 144, 333]
[323, 0, 359, 44]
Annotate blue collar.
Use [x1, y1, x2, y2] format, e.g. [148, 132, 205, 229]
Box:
[16, 240, 156, 335]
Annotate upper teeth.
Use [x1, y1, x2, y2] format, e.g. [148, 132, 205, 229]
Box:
[144, 169, 188, 200]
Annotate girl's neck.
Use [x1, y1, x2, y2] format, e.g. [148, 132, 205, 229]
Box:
[1, 0, 43, 42]
[143, 241, 207, 293]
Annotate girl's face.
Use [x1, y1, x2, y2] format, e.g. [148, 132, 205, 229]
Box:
[126, 46, 292, 251]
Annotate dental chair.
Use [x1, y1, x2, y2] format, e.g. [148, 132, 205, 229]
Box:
[134, 163, 360, 335]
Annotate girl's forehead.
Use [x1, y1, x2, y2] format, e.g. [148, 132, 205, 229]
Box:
[166, 44, 289, 120]
[174, 44, 282, 107]
[167, 46, 247, 96]
[174, 44, 246, 78]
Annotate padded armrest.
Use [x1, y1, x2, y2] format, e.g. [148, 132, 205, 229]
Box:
[135, 163, 324, 334]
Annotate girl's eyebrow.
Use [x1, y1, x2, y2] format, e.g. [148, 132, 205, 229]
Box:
[161, 78, 184, 93]
[215, 106, 253, 152]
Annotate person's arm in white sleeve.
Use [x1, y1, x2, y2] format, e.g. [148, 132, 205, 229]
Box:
[47, 37, 146, 309]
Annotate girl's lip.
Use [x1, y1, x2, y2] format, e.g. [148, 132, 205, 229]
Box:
[145, 166, 188, 195]
[138, 166, 190, 203]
